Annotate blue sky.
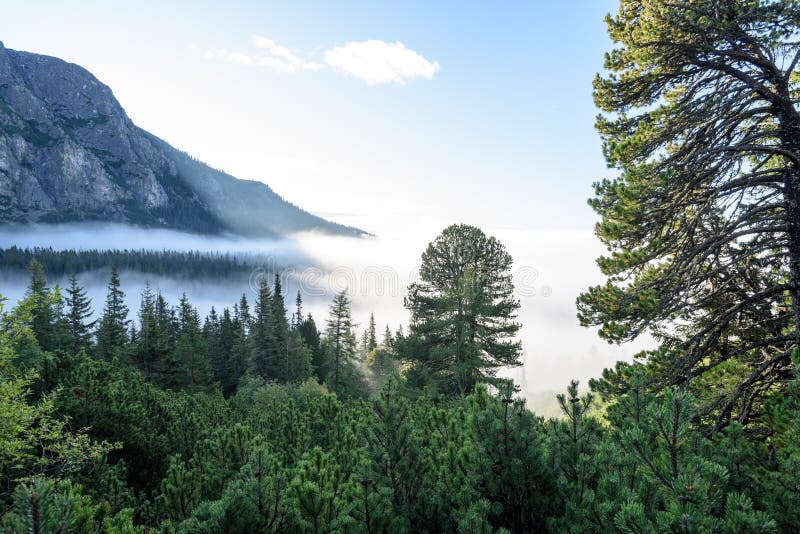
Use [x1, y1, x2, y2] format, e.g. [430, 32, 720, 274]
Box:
[1, 0, 618, 234]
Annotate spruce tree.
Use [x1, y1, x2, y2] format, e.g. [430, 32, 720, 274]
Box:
[383, 324, 393, 348]
[367, 313, 377, 352]
[205, 306, 224, 385]
[95, 265, 129, 361]
[249, 279, 277, 379]
[65, 275, 94, 355]
[271, 274, 291, 382]
[323, 291, 362, 396]
[298, 313, 324, 381]
[292, 290, 303, 328]
[228, 297, 251, 390]
[132, 282, 158, 379]
[217, 307, 238, 396]
[172, 293, 212, 392]
[153, 291, 177, 386]
[25, 260, 58, 352]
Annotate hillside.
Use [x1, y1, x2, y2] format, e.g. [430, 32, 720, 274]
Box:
[0, 42, 365, 237]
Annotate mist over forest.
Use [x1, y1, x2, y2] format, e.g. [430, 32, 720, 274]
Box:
[0, 222, 648, 396]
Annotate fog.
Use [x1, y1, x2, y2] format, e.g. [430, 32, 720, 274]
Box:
[0, 221, 652, 406]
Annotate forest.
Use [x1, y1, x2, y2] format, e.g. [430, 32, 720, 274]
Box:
[0, 247, 258, 280]
[5, 0, 800, 532]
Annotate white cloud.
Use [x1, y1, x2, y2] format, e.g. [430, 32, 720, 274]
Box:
[204, 35, 323, 73]
[204, 37, 439, 85]
[324, 40, 440, 85]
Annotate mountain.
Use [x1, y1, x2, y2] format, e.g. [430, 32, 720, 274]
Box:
[0, 42, 365, 237]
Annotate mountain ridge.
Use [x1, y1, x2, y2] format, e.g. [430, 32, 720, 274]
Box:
[0, 41, 366, 237]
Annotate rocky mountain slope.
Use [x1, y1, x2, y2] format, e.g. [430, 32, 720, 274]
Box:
[0, 42, 364, 237]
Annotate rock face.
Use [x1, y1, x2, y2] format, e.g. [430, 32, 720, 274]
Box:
[0, 42, 364, 237]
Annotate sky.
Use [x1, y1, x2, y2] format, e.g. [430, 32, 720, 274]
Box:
[0, 0, 618, 233]
[0, 1, 650, 395]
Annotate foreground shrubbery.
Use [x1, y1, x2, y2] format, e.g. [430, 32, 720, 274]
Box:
[2, 283, 798, 532]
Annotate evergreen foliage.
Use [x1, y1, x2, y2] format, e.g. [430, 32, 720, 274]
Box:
[403, 224, 522, 396]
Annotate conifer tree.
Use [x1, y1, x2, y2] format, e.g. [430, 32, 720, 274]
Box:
[151, 291, 178, 386]
[271, 274, 291, 382]
[95, 265, 129, 361]
[367, 313, 377, 352]
[172, 293, 212, 392]
[383, 324, 393, 348]
[65, 275, 94, 356]
[204, 306, 224, 385]
[132, 283, 158, 379]
[228, 297, 251, 390]
[404, 224, 522, 396]
[25, 260, 58, 352]
[579, 0, 800, 430]
[293, 290, 303, 328]
[216, 307, 239, 396]
[323, 291, 362, 396]
[249, 279, 277, 379]
[298, 313, 324, 381]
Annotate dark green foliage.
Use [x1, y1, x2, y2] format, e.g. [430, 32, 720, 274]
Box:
[322, 291, 366, 398]
[172, 294, 212, 392]
[25, 260, 63, 354]
[471, 385, 555, 531]
[249, 279, 278, 379]
[0, 477, 136, 533]
[0, 246, 258, 280]
[95, 265, 129, 361]
[402, 224, 522, 397]
[579, 0, 800, 431]
[298, 313, 324, 381]
[3, 278, 799, 532]
[65, 275, 95, 355]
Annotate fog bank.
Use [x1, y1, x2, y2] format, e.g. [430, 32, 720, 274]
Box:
[0, 221, 652, 402]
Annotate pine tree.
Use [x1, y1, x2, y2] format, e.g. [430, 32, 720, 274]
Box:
[217, 307, 238, 396]
[228, 297, 251, 390]
[172, 293, 212, 392]
[298, 314, 324, 381]
[152, 291, 177, 386]
[579, 0, 800, 431]
[383, 324, 393, 348]
[323, 291, 363, 396]
[367, 313, 377, 352]
[64, 275, 94, 356]
[272, 274, 291, 382]
[249, 279, 277, 379]
[132, 283, 157, 379]
[95, 265, 129, 361]
[205, 306, 224, 385]
[404, 224, 522, 396]
[25, 260, 58, 352]
[292, 290, 303, 328]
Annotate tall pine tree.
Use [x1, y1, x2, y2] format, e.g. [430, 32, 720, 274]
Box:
[65, 275, 94, 355]
[95, 265, 129, 361]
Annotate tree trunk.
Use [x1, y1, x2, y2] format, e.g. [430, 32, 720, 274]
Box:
[776, 88, 800, 349]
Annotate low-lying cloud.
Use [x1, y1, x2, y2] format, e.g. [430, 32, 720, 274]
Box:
[204, 36, 439, 85]
[0, 222, 652, 401]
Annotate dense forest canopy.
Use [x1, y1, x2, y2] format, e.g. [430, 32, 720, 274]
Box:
[4, 0, 800, 532]
[0, 247, 260, 280]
